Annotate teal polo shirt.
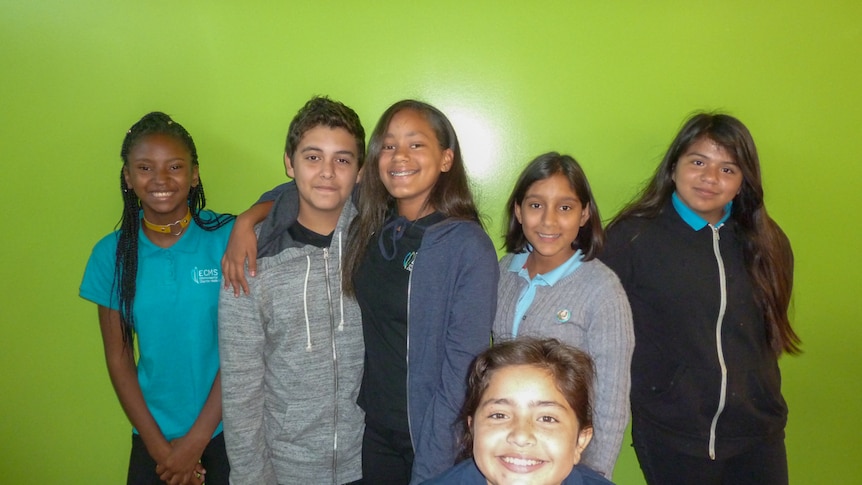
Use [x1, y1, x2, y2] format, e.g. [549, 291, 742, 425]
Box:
[672, 191, 732, 230]
[508, 249, 584, 336]
[80, 212, 232, 440]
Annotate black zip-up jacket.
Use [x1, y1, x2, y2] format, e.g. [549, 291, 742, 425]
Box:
[602, 201, 787, 459]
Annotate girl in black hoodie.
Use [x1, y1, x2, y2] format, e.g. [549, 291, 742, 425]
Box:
[603, 112, 799, 485]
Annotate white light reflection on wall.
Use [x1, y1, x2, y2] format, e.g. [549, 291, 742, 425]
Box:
[444, 106, 501, 184]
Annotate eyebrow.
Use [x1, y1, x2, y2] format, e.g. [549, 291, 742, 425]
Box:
[384, 130, 430, 139]
[479, 397, 568, 409]
[523, 194, 580, 202]
[684, 150, 710, 158]
[131, 157, 186, 163]
[684, 151, 738, 164]
[300, 146, 356, 156]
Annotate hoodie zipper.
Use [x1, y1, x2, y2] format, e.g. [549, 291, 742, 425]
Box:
[323, 247, 339, 484]
[707, 224, 728, 460]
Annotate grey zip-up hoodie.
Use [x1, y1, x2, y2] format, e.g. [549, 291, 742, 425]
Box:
[218, 183, 364, 485]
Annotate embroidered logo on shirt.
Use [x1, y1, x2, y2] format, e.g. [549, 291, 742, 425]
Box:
[403, 251, 416, 272]
[192, 267, 220, 284]
[556, 309, 571, 323]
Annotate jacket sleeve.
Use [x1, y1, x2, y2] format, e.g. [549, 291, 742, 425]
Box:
[581, 271, 634, 478]
[410, 226, 499, 484]
[218, 279, 276, 485]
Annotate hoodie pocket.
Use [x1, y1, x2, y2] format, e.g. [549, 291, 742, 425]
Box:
[720, 366, 787, 438]
[634, 363, 719, 434]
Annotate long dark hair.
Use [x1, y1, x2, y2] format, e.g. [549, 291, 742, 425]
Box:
[503, 152, 604, 261]
[115, 112, 233, 346]
[456, 337, 595, 461]
[342, 100, 481, 295]
[608, 112, 799, 354]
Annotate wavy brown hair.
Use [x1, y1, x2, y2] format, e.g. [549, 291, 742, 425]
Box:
[284, 96, 365, 168]
[456, 337, 596, 461]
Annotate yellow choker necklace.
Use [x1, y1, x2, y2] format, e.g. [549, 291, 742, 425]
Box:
[143, 208, 191, 236]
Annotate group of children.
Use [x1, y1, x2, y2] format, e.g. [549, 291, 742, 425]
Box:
[81, 97, 798, 485]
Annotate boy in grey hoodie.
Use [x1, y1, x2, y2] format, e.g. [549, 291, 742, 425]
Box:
[218, 97, 366, 485]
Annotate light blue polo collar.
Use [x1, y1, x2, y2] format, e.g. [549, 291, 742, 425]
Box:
[508, 248, 584, 286]
[672, 192, 732, 230]
[508, 249, 584, 337]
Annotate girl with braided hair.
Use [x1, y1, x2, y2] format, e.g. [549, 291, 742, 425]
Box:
[80, 112, 233, 485]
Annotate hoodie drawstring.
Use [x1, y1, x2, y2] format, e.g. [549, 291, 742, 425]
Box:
[378, 215, 410, 261]
[302, 254, 312, 351]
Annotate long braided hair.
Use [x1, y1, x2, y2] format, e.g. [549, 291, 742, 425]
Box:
[114, 112, 233, 346]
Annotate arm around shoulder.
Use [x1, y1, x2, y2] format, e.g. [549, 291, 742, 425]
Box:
[221, 201, 273, 296]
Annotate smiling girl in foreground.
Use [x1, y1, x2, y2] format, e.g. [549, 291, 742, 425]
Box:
[603, 113, 798, 484]
[80, 112, 234, 485]
[493, 152, 633, 478]
[424, 337, 613, 485]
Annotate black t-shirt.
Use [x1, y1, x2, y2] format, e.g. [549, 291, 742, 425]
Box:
[355, 211, 445, 432]
[288, 221, 333, 248]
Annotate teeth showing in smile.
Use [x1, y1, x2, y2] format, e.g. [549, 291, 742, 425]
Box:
[389, 170, 417, 177]
[538, 233, 559, 239]
[501, 456, 543, 467]
[151, 192, 174, 198]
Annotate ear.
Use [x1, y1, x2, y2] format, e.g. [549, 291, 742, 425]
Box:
[571, 426, 593, 465]
[356, 165, 364, 183]
[191, 165, 200, 188]
[284, 152, 295, 178]
[467, 415, 473, 430]
[440, 148, 454, 173]
[513, 201, 523, 225]
[579, 202, 590, 227]
[122, 165, 131, 188]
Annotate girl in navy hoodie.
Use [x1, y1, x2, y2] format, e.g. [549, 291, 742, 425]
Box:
[343, 100, 498, 484]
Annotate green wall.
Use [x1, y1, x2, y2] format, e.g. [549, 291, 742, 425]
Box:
[2, 1, 859, 483]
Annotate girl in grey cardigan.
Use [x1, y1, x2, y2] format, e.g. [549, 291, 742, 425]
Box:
[492, 152, 634, 479]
